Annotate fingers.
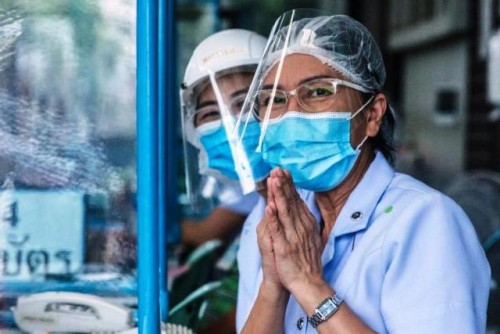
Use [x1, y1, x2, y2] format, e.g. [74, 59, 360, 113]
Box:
[272, 168, 301, 210]
[267, 176, 276, 210]
[278, 169, 298, 203]
[265, 200, 287, 246]
[258, 217, 277, 259]
[269, 167, 318, 237]
[269, 168, 300, 234]
[256, 218, 270, 252]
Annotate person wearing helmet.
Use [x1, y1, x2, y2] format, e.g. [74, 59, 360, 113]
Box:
[236, 10, 490, 333]
[177, 29, 272, 334]
[180, 29, 271, 248]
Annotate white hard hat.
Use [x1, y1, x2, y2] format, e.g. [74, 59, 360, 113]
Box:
[181, 29, 267, 111]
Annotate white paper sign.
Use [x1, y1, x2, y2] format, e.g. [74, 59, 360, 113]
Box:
[0, 190, 84, 280]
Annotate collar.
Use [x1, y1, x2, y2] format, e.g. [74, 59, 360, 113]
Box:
[319, 152, 394, 265]
[330, 151, 395, 238]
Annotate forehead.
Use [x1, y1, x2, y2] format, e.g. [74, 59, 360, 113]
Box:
[264, 54, 342, 87]
[198, 72, 254, 103]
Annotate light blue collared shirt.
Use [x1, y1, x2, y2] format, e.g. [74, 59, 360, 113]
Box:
[220, 190, 260, 215]
[236, 152, 490, 333]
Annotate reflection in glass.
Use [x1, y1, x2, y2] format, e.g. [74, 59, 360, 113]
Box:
[0, 1, 137, 330]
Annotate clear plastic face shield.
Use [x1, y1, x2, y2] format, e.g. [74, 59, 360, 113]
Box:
[238, 10, 386, 192]
[181, 66, 267, 210]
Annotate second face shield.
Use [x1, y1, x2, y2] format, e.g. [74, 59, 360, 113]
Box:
[181, 29, 272, 208]
[184, 70, 271, 184]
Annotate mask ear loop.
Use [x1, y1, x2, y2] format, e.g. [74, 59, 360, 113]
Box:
[356, 136, 369, 151]
[349, 94, 375, 120]
[350, 94, 375, 151]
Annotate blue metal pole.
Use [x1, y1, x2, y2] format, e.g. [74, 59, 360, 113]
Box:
[137, 0, 160, 332]
[159, 0, 179, 322]
[158, 0, 167, 322]
[164, 0, 180, 247]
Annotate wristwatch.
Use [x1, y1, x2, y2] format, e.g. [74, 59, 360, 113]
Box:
[308, 294, 343, 328]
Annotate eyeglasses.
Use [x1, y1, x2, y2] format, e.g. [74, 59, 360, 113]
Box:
[193, 91, 247, 127]
[254, 78, 373, 120]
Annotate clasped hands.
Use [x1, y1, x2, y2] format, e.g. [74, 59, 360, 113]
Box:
[257, 167, 324, 296]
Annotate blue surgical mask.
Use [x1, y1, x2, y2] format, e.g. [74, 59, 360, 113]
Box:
[197, 119, 271, 182]
[196, 121, 239, 180]
[239, 119, 272, 181]
[261, 106, 369, 192]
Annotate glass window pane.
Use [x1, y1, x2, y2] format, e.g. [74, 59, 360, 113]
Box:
[0, 0, 136, 331]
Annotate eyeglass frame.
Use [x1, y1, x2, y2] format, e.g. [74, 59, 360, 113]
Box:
[253, 77, 374, 119]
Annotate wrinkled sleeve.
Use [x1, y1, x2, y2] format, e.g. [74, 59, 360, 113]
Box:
[380, 192, 490, 333]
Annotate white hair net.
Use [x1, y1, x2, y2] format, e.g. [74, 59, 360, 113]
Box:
[263, 14, 386, 92]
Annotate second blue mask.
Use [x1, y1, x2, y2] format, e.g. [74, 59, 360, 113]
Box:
[197, 121, 239, 180]
[197, 120, 271, 182]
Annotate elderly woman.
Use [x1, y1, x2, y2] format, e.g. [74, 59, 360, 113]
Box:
[236, 11, 490, 333]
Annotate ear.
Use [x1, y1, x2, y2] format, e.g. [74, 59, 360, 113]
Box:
[365, 93, 387, 137]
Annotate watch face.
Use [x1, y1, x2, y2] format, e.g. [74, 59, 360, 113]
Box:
[318, 299, 336, 318]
